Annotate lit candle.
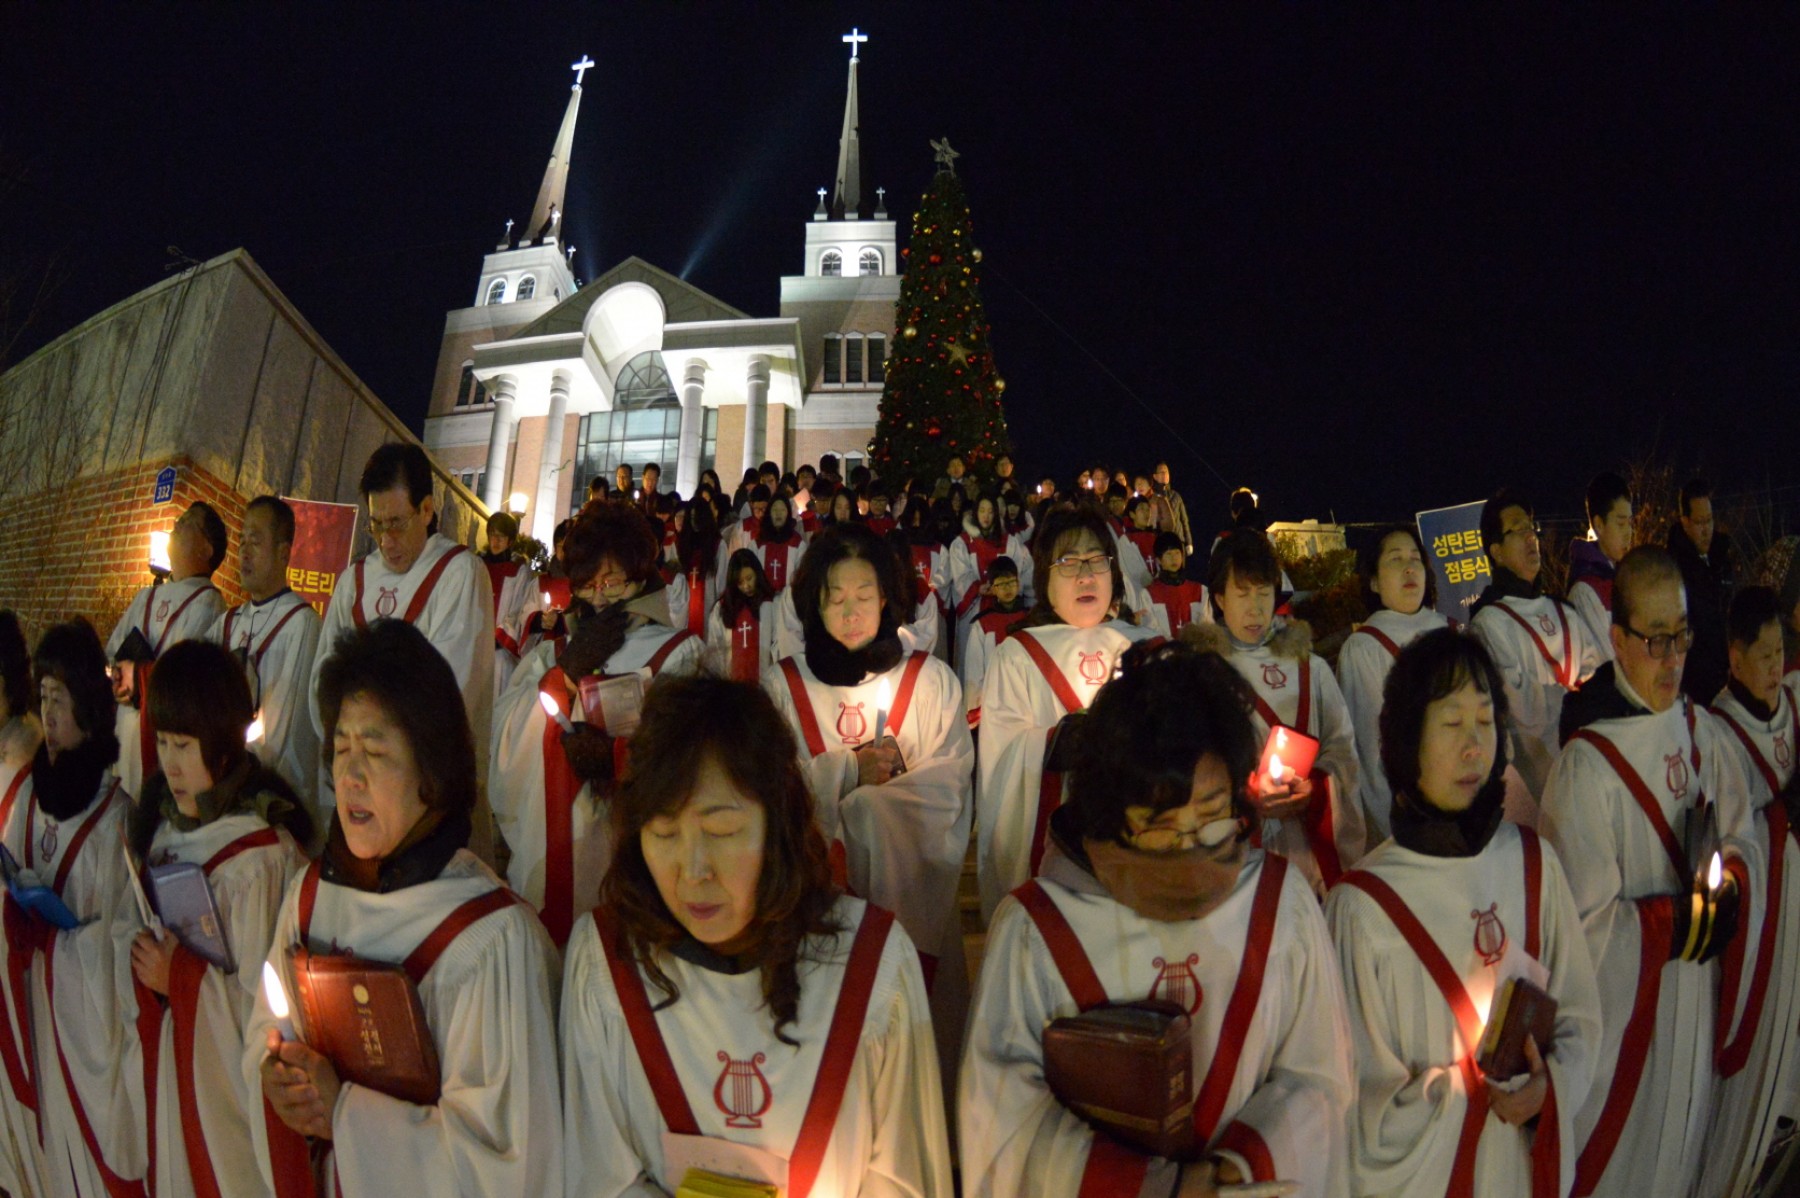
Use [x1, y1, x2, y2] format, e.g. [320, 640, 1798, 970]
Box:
[873, 677, 891, 742]
[262, 961, 297, 1042]
[1707, 851, 1723, 894]
[1267, 753, 1287, 784]
[148, 530, 172, 575]
[245, 711, 265, 744]
[539, 690, 575, 733]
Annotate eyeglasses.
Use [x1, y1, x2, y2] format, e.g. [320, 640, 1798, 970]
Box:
[1051, 553, 1112, 579]
[1501, 524, 1541, 541]
[1620, 623, 1695, 660]
[367, 510, 419, 537]
[1123, 816, 1243, 853]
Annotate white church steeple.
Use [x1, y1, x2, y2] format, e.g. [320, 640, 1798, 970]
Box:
[832, 29, 866, 219]
[525, 55, 591, 245]
[798, 30, 894, 279]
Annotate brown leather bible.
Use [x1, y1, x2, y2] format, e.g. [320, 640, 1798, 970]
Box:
[1043, 1000, 1195, 1160]
[1477, 976, 1557, 1081]
[290, 946, 442, 1106]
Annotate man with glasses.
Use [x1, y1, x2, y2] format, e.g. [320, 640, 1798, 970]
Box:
[207, 495, 323, 835]
[1472, 489, 1603, 806]
[1541, 545, 1752, 1198]
[310, 442, 496, 857]
[1668, 477, 1737, 705]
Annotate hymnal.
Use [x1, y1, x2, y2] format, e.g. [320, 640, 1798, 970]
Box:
[147, 860, 234, 971]
[290, 947, 442, 1106]
[1477, 976, 1557, 1081]
[0, 843, 82, 930]
[577, 672, 646, 737]
[1043, 1000, 1195, 1160]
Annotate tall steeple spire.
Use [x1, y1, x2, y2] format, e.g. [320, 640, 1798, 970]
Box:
[525, 56, 593, 245]
[831, 29, 866, 220]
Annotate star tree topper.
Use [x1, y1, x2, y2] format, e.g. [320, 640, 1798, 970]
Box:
[931, 137, 961, 174]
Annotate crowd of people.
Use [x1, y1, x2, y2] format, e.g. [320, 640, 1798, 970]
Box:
[0, 438, 1797, 1198]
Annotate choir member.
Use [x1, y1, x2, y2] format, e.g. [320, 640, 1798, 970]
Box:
[1753, 535, 1800, 676]
[959, 556, 1030, 727]
[490, 502, 704, 948]
[961, 642, 1354, 1197]
[866, 485, 897, 537]
[1188, 530, 1363, 891]
[484, 511, 539, 697]
[743, 494, 807, 594]
[1335, 525, 1453, 842]
[1540, 546, 1753, 1198]
[763, 523, 974, 1083]
[665, 498, 722, 639]
[208, 496, 324, 837]
[947, 494, 1033, 641]
[1144, 533, 1210, 640]
[2, 621, 139, 1196]
[706, 549, 777, 683]
[1326, 629, 1600, 1197]
[310, 443, 496, 860]
[126, 639, 311, 1198]
[0, 611, 37, 770]
[1701, 586, 1800, 1198]
[251, 619, 562, 1195]
[1121, 495, 1160, 580]
[108, 500, 228, 797]
[975, 506, 1161, 919]
[1568, 473, 1634, 665]
[560, 674, 952, 1197]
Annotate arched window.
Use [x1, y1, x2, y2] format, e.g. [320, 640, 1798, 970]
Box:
[845, 333, 865, 385]
[858, 249, 882, 276]
[516, 275, 537, 301]
[574, 352, 702, 501]
[823, 334, 843, 385]
[820, 250, 842, 277]
[486, 278, 507, 305]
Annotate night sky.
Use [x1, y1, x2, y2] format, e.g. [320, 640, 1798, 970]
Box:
[5, 4, 1797, 533]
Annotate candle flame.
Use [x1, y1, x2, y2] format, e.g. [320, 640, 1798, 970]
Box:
[262, 961, 291, 1020]
[245, 712, 265, 743]
[538, 691, 559, 719]
[1708, 852, 1723, 891]
[148, 530, 172, 573]
[1267, 754, 1287, 783]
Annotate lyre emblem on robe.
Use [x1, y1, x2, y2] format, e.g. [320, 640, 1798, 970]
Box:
[375, 586, 399, 618]
[1150, 953, 1203, 1016]
[37, 819, 57, 862]
[1261, 662, 1288, 689]
[1537, 614, 1556, 636]
[1775, 733, 1792, 771]
[836, 702, 868, 743]
[1471, 903, 1507, 966]
[155, 599, 170, 624]
[1078, 652, 1109, 685]
[1665, 752, 1691, 800]
[713, 1051, 772, 1128]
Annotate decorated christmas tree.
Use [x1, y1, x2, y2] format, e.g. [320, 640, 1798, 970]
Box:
[871, 138, 1011, 482]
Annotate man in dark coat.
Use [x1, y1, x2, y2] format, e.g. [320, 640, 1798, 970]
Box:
[1665, 476, 1736, 703]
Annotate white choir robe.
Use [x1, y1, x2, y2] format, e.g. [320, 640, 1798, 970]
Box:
[1334, 607, 1454, 843]
[1539, 694, 1758, 1198]
[1568, 578, 1616, 666]
[108, 575, 226, 798]
[726, 534, 807, 596]
[559, 897, 952, 1198]
[975, 620, 1162, 920]
[131, 812, 307, 1198]
[489, 557, 541, 700]
[945, 527, 1035, 649]
[310, 534, 495, 856]
[1223, 636, 1365, 892]
[958, 608, 1030, 722]
[1471, 595, 1602, 805]
[762, 651, 974, 1084]
[0, 761, 42, 1198]
[705, 599, 778, 682]
[1108, 524, 1155, 617]
[1324, 825, 1602, 1198]
[1143, 578, 1212, 641]
[960, 848, 1355, 1198]
[209, 592, 324, 838]
[244, 850, 562, 1196]
[489, 625, 704, 938]
[900, 543, 955, 666]
[665, 565, 719, 641]
[1, 773, 143, 1197]
[1701, 680, 1800, 1198]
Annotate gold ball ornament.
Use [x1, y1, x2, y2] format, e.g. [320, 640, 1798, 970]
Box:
[995, 378, 1006, 392]
[972, 248, 983, 262]
[903, 325, 918, 339]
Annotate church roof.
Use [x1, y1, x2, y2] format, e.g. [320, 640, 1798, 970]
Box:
[510, 255, 750, 339]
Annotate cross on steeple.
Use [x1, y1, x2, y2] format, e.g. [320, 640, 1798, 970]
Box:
[842, 27, 868, 62]
[571, 55, 595, 87]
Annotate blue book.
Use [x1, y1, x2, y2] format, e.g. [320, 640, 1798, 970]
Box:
[0, 843, 84, 931]
[148, 862, 234, 972]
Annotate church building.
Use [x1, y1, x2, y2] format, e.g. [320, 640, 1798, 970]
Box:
[423, 32, 898, 542]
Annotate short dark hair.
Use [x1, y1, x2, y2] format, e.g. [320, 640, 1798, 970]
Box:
[1614, 544, 1686, 629]
[1728, 585, 1783, 649]
[790, 522, 916, 631]
[643, 462, 661, 476]
[1229, 487, 1258, 519]
[1585, 472, 1631, 530]
[1153, 531, 1184, 560]
[1480, 488, 1533, 555]
[1378, 628, 1510, 803]
[34, 619, 119, 765]
[1022, 507, 1130, 627]
[188, 502, 229, 573]
[1124, 495, 1149, 518]
[1359, 524, 1439, 612]
[1679, 478, 1713, 518]
[797, 464, 817, 480]
[1207, 529, 1281, 599]
[563, 501, 660, 589]
[587, 476, 610, 499]
[1068, 643, 1260, 842]
[0, 610, 30, 720]
[359, 442, 433, 508]
[749, 484, 772, 504]
[246, 495, 297, 547]
[316, 620, 476, 825]
[147, 638, 253, 782]
[600, 675, 841, 1043]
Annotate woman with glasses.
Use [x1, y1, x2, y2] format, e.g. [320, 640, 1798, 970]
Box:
[961, 642, 1354, 1198]
[490, 502, 705, 950]
[975, 507, 1162, 919]
[1325, 629, 1599, 1198]
[763, 523, 975, 1092]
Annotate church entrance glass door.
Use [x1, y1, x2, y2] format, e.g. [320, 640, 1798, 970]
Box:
[573, 352, 714, 509]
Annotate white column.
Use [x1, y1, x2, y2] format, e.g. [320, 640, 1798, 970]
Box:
[742, 355, 770, 474]
[480, 374, 518, 512]
[532, 369, 572, 543]
[675, 359, 707, 498]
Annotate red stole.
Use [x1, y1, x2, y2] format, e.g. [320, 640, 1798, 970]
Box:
[1147, 579, 1204, 637]
[484, 559, 520, 617]
[726, 606, 762, 683]
[760, 538, 798, 592]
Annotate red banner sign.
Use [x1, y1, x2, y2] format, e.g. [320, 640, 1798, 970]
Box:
[284, 498, 359, 616]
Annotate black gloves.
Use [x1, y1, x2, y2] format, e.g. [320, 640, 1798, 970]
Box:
[560, 723, 616, 787]
[1042, 712, 1084, 774]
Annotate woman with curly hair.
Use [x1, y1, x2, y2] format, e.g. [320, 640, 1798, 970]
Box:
[561, 674, 951, 1197]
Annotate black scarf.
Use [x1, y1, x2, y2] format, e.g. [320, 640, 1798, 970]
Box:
[1728, 676, 1777, 724]
[1390, 778, 1506, 858]
[1470, 564, 1542, 619]
[803, 620, 905, 688]
[33, 739, 110, 822]
[321, 806, 471, 894]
